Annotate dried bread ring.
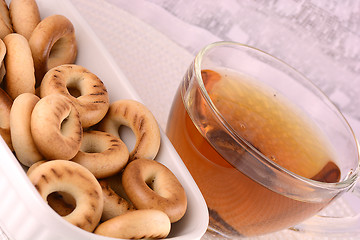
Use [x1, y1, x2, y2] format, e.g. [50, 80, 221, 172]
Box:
[0, 0, 12, 39]
[27, 160, 76, 216]
[99, 179, 135, 222]
[0, 87, 12, 150]
[102, 172, 132, 203]
[28, 160, 104, 232]
[9, 0, 41, 40]
[40, 64, 109, 128]
[31, 94, 83, 160]
[29, 14, 77, 85]
[122, 158, 187, 223]
[26, 160, 46, 176]
[10, 93, 43, 166]
[72, 130, 129, 178]
[94, 209, 171, 239]
[4, 33, 36, 99]
[98, 99, 160, 161]
[0, 0, 11, 30]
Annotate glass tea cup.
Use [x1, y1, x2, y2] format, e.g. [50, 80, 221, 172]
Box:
[166, 41, 360, 238]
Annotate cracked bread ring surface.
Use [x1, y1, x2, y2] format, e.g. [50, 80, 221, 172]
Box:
[72, 130, 129, 179]
[40, 64, 109, 128]
[31, 94, 83, 160]
[10, 93, 43, 167]
[4, 33, 36, 99]
[122, 158, 187, 223]
[94, 209, 171, 239]
[29, 14, 77, 84]
[28, 160, 104, 232]
[98, 99, 160, 161]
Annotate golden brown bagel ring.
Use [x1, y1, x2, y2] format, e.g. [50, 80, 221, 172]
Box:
[28, 160, 104, 232]
[10, 93, 43, 166]
[26, 160, 76, 216]
[99, 179, 135, 222]
[72, 130, 129, 178]
[40, 64, 109, 128]
[31, 94, 83, 160]
[98, 99, 161, 161]
[29, 14, 77, 85]
[94, 209, 171, 239]
[0, 87, 12, 150]
[4, 33, 36, 99]
[27, 160, 76, 216]
[0, 0, 12, 39]
[122, 158, 187, 223]
[9, 0, 41, 40]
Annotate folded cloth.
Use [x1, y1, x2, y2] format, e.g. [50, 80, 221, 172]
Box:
[70, 0, 194, 130]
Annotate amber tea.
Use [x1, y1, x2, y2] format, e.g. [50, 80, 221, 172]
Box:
[166, 68, 341, 236]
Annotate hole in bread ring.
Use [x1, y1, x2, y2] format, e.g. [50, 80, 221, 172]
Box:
[29, 15, 77, 85]
[94, 209, 171, 239]
[10, 93, 43, 167]
[40, 64, 109, 128]
[72, 130, 129, 179]
[28, 160, 104, 232]
[31, 94, 83, 160]
[122, 158, 187, 223]
[99, 179, 135, 222]
[98, 99, 161, 161]
[47, 191, 76, 216]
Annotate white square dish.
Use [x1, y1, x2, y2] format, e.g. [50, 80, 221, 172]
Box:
[0, 0, 209, 239]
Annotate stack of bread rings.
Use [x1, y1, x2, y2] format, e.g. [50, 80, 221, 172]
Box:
[0, 0, 188, 239]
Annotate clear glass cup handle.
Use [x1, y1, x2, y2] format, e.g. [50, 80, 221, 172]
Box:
[291, 182, 360, 237]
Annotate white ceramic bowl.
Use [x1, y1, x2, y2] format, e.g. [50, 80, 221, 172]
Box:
[0, 0, 209, 239]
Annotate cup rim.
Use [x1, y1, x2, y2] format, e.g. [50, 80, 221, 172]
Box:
[193, 41, 360, 191]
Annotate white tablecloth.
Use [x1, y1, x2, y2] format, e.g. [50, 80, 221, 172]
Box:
[80, 0, 360, 142]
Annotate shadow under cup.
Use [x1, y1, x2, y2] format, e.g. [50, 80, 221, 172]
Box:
[166, 42, 360, 237]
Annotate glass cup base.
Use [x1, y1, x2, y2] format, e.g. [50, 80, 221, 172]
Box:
[207, 208, 244, 239]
